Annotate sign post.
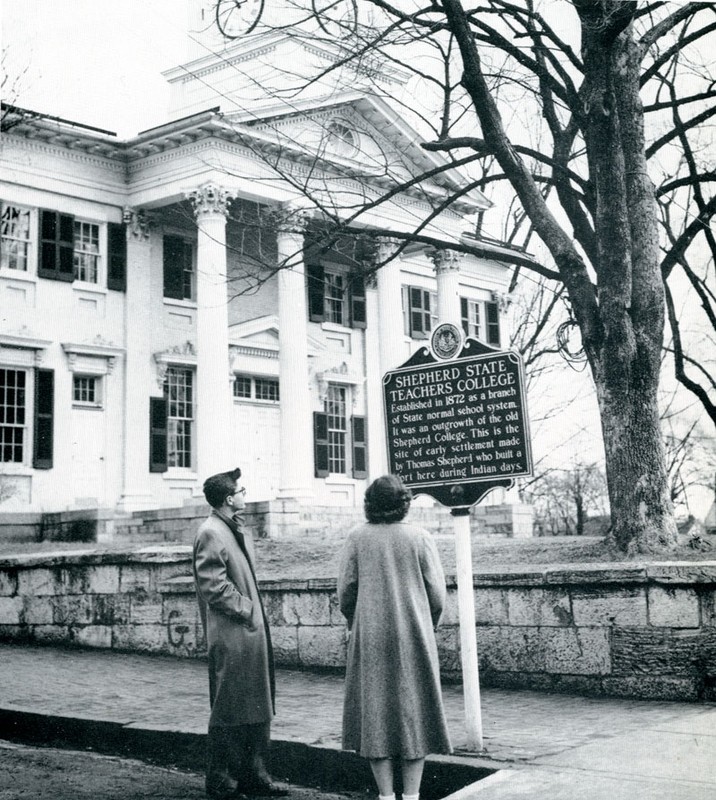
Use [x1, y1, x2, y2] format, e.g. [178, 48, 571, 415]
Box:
[383, 324, 532, 752]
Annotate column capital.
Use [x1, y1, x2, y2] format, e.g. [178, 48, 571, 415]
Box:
[267, 202, 312, 235]
[186, 183, 235, 219]
[123, 207, 154, 240]
[429, 247, 463, 273]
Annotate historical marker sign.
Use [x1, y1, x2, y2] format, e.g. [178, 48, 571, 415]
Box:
[383, 327, 533, 507]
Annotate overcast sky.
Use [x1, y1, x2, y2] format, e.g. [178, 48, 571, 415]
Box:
[3, 0, 188, 136]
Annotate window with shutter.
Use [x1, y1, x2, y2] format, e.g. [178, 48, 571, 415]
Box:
[404, 286, 435, 339]
[107, 222, 127, 291]
[306, 263, 325, 322]
[486, 300, 500, 346]
[33, 369, 54, 469]
[351, 415, 367, 478]
[39, 209, 74, 281]
[163, 235, 194, 300]
[313, 411, 329, 477]
[149, 396, 168, 473]
[350, 274, 366, 329]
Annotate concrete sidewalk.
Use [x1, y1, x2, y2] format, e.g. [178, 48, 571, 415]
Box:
[0, 644, 715, 799]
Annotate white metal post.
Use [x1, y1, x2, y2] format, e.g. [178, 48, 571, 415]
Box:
[452, 509, 483, 751]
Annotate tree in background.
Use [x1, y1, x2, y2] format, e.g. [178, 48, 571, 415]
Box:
[210, 0, 716, 553]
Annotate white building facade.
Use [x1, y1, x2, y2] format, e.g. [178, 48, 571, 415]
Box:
[0, 16, 529, 514]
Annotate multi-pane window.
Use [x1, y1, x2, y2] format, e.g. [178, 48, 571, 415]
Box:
[324, 271, 346, 325]
[1, 204, 31, 272]
[73, 221, 100, 283]
[326, 385, 347, 474]
[233, 374, 279, 403]
[163, 236, 195, 301]
[164, 367, 194, 468]
[461, 299, 482, 339]
[403, 286, 437, 339]
[72, 376, 100, 407]
[461, 297, 501, 347]
[0, 369, 26, 463]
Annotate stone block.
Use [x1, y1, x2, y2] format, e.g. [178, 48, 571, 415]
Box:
[59, 566, 91, 594]
[162, 596, 200, 626]
[507, 588, 572, 626]
[702, 590, 716, 627]
[17, 567, 62, 596]
[474, 588, 508, 625]
[22, 596, 55, 625]
[281, 592, 332, 626]
[435, 626, 460, 672]
[112, 623, 168, 653]
[297, 626, 347, 667]
[52, 595, 94, 625]
[544, 565, 647, 586]
[475, 625, 543, 673]
[72, 625, 113, 649]
[646, 563, 716, 584]
[85, 565, 121, 594]
[93, 595, 130, 626]
[0, 623, 31, 643]
[119, 565, 153, 593]
[32, 625, 70, 644]
[0, 596, 23, 624]
[601, 675, 699, 702]
[130, 592, 164, 624]
[441, 591, 459, 626]
[271, 626, 299, 666]
[612, 627, 716, 679]
[648, 586, 700, 628]
[0, 569, 18, 596]
[542, 627, 611, 675]
[572, 587, 647, 627]
[328, 592, 345, 626]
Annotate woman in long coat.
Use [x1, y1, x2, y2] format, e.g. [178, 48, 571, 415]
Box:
[337, 474, 452, 800]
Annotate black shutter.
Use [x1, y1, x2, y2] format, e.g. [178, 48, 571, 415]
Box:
[306, 264, 325, 322]
[409, 287, 429, 339]
[351, 416, 367, 479]
[349, 274, 366, 329]
[33, 369, 54, 469]
[486, 300, 501, 347]
[314, 411, 329, 477]
[39, 210, 74, 281]
[107, 222, 127, 291]
[460, 297, 469, 337]
[149, 397, 168, 473]
[163, 235, 185, 300]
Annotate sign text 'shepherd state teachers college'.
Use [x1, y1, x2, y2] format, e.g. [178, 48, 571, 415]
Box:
[383, 342, 532, 495]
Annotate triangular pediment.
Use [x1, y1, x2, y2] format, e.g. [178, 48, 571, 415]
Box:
[229, 315, 326, 357]
[224, 92, 490, 212]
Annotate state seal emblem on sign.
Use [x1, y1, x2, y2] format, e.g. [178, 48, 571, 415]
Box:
[431, 322, 462, 360]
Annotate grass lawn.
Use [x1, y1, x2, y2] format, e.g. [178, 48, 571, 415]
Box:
[0, 532, 713, 581]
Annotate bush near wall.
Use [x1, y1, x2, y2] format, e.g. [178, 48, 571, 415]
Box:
[0, 548, 714, 702]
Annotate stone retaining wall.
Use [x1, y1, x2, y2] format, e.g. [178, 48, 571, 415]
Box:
[1, 548, 714, 702]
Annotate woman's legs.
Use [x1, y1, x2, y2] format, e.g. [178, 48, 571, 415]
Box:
[369, 758, 395, 798]
[401, 757, 425, 797]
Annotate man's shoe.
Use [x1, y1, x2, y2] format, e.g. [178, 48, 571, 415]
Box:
[239, 778, 289, 797]
[206, 775, 240, 800]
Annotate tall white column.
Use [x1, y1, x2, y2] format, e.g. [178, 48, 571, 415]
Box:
[276, 206, 313, 500]
[364, 273, 387, 479]
[188, 184, 235, 483]
[376, 237, 405, 373]
[430, 248, 463, 327]
[118, 208, 155, 512]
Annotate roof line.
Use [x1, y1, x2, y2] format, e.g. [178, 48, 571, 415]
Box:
[1, 102, 117, 137]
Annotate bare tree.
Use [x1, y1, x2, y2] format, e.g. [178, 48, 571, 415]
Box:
[210, 0, 716, 554]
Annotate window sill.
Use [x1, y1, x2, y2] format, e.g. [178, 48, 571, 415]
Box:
[72, 283, 107, 296]
[72, 403, 103, 411]
[321, 321, 352, 334]
[233, 398, 280, 406]
[0, 269, 36, 284]
[162, 469, 197, 482]
[164, 297, 197, 310]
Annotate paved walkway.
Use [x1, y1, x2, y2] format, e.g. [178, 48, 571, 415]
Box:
[1, 644, 715, 799]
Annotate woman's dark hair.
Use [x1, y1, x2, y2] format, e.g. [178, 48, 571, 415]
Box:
[364, 474, 412, 524]
[203, 467, 242, 509]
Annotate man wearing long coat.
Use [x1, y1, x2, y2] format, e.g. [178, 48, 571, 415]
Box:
[193, 467, 287, 800]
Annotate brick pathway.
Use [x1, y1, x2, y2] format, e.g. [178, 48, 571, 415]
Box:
[0, 643, 709, 759]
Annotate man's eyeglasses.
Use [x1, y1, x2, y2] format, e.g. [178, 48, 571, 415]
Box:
[233, 487, 247, 497]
